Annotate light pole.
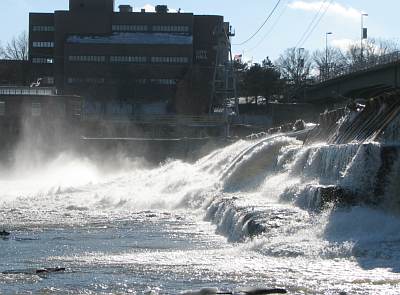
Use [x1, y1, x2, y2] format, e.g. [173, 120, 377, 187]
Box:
[325, 32, 333, 78]
[361, 13, 368, 61]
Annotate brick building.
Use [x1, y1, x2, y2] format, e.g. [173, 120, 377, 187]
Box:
[29, 0, 233, 115]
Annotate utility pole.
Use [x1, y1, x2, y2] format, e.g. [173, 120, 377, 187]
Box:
[361, 13, 368, 62]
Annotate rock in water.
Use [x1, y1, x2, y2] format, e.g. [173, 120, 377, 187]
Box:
[0, 230, 10, 236]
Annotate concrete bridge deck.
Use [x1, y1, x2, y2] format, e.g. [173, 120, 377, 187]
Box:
[304, 51, 400, 104]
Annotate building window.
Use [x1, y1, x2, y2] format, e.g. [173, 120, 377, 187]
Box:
[42, 77, 55, 85]
[68, 56, 106, 63]
[32, 25, 55, 32]
[67, 77, 105, 84]
[112, 24, 148, 32]
[32, 41, 54, 48]
[71, 101, 82, 118]
[0, 101, 5, 116]
[196, 50, 208, 60]
[150, 79, 176, 85]
[151, 56, 189, 64]
[32, 57, 54, 64]
[152, 25, 189, 33]
[110, 56, 147, 63]
[32, 102, 41, 117]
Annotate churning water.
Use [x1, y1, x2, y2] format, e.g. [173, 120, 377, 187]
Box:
[1, 133, 400, 294]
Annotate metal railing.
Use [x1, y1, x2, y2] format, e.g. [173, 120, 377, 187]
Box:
[82, 113, 228, 127]
[0, 86, 57, 96]
[313, 51, 400, 84]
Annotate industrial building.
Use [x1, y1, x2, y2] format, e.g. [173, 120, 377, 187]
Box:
[29, 0, 234, 115]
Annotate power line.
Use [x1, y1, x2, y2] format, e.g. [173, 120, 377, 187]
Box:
[295, 0, 328, 48]
[298, 0, 333, 48]
[233, 0, 282, 46]
[246, 0, 289, 53]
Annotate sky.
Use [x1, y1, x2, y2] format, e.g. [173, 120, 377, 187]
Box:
[0, 0, 399, 63]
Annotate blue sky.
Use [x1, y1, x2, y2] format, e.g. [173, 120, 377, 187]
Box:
[0, 0, 399, 62]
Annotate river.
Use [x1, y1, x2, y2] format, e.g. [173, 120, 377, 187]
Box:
[1, 133, 400, 294]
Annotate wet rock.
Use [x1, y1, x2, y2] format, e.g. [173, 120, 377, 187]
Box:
[2, 267, 66, 275]
[35, 267, 65, 274]
[293, 119, 305, 131]
[244, 217, 266, 238]
[317, 186, 358, 209]
[0, 230, 10, 236]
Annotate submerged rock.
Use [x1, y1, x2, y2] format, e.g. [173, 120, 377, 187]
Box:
[2, 267, 66, 275]
[0, 230, 10, 236]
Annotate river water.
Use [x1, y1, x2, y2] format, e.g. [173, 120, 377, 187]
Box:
[1, 134, 400, 294]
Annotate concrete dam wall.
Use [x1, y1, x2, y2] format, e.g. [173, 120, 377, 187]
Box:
[205, 91, 400, 242]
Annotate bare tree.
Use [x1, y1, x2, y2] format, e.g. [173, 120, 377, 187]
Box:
[345, 38, 399, 67]
[1, 31, 29, 60]
[275, 47, 312, 87]
[0, 41, 5, 58]
[313, 47, 347, 80]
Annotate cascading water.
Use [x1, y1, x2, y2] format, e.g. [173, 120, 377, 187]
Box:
[1, 93, 400, 294]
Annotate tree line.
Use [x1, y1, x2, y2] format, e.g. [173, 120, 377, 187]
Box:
[0, 31, 398, 104]
[236, 38, 399, 103]
[0, 32, 29, 61]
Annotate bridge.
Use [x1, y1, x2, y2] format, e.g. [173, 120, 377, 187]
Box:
[304, 51, 400, 104]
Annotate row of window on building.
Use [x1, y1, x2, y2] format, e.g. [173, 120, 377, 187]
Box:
[152, 25, 190, 33]
[32, 41, 54, 48]
[32, 25, 55, 32]
[150, 56, 189, 64]
[0, 87, 55, 95]
[68, 55, 106, 63]
[112, 24, 148, 32]
[32, 24, 190, 33]
[67, 77, 106, 84]
[110, 56, 147, 63]
[67, 77, 177, 86]
[32, 57, 54, 64]
[111, 24, 190, 33]
[31, 49, 207, 64]
[67, 55, 190, 64]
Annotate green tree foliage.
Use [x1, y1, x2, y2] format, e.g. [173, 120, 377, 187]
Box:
[242, 58, 281, 104]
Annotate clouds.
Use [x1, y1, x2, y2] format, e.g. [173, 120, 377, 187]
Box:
[288, 1, 361, 21]
[331, 38, 357, 51]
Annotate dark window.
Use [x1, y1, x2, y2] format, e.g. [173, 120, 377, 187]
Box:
[0, 101, 5, 116]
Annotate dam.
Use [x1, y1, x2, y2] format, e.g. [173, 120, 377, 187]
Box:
[1, 91, 400, 293]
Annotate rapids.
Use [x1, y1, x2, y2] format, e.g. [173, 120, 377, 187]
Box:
[1, 128, 400, 294]
[2, 92, 400, 293]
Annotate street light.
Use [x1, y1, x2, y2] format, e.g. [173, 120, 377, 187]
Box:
[325, 32, 333, 78]
[361, 13, 368, 61]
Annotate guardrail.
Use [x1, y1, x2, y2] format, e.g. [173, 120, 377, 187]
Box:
[314, 50, 400, 84]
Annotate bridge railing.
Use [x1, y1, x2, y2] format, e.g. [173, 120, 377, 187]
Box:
[312, 50, 400, 84]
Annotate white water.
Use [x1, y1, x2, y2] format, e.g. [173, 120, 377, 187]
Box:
[1, 134, 400, 294]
